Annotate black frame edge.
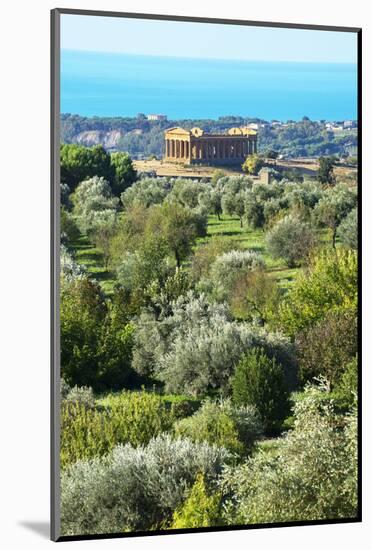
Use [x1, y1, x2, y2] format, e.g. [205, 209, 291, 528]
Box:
[54, 7, 361, 33]
[51, 7, 61, 543]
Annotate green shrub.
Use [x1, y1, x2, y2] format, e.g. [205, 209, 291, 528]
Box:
[174, 399, 262, 455]
[266, 215, 317, 267]
[61, 391, 173, 468]
[61, 435, 231, 535]
[336, 355, 358, 407]
[231, 348, 290, 433]
[170, 474, 224, 529]
[61, 277, 136, 391]
[161, 394, 201, 419]
[222, 383, 358, 524]
[277, 249, 358, 336]
[206, 249, 265, 302]
[295, 310, 357, 387]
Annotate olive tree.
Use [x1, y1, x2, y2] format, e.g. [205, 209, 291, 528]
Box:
[266, 215, 317, 267]
[314, 185, 357, 248]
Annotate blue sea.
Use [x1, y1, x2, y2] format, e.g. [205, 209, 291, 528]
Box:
[61, 50, 357, 121]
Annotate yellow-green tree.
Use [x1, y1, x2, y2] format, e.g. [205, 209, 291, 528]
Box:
[242, 154, 264, 175]
[171, 474, 224, 529]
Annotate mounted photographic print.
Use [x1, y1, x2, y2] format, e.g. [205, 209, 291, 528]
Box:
[51, 8, 361, 542]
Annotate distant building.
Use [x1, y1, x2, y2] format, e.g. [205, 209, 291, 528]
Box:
[343, 120, 355, 129]
[164, 126, 257, 165]
[147, 114, 168, 121]
[325, 122, 343, 132]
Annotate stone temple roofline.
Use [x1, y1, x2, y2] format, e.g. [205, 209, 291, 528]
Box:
[164, 126, 257, 138]
[164, 126, 257, 165]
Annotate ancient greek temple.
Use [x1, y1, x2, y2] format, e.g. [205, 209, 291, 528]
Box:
[164, 126, 257, 165]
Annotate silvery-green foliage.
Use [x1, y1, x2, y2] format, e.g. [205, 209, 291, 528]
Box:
[132, 292, 231, 378]
[225, 400, 264, 451]
[205, 250, 265, 302]
[266, 215, 317, 267]
[166, 179, 204, 209]
[64, 385, 95, 409]
[285, 181, 324, 212]
[121, 177, 171, 209]
[72, 176, 119, 235]
[132, 292, 295, 395]
[221, 383, 358, 524]
[338, 207, 358, 249]
[61, 434, 230, 535]
[60, 245, 86, 281]
[216, 176, 253, 194]
[116, 251, 174, 294]
[158, 318, 295, 396]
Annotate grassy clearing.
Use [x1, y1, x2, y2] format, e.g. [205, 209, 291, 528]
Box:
[197, 215, 301, 289]
[68, 216, 303, 295]
[70, 214, 329, 294]
[69, 235, 116, 295]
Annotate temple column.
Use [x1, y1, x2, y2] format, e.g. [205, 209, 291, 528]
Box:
[181, 141, 184, 158]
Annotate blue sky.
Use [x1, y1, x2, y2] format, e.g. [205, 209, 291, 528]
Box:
[61, 14, 357, 64]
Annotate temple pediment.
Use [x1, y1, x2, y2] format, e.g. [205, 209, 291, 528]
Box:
[165, 127, 191, 136]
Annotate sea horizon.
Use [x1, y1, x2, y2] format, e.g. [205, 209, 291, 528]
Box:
[61, 49, 357, 121]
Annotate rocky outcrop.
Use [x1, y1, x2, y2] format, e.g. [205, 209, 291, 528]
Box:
[75, 130, 123, 149]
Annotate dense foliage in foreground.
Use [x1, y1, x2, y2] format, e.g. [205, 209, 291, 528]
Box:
[60, 384, 358, 534]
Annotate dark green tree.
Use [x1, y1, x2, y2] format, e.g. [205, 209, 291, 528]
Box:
[60, 144, 114, 190]
[317, 156, 336, 185]
[232, 348, 290, 433]
[110, 151, 137, 196]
